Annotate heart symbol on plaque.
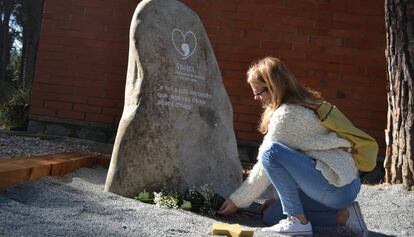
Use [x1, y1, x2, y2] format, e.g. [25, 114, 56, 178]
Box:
[171, 29, 198, 60]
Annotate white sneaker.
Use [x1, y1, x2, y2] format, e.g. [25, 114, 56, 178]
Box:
[346, 202, 368, 237]
[262, 215, 312, 236]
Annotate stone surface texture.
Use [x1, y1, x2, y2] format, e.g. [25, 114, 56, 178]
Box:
[105, 0, 242, 197]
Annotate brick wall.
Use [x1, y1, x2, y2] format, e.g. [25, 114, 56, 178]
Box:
[31, 0, 387, 156]
[31, 0, 136, 127]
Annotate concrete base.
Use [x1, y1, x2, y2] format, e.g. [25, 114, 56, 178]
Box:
[28, 115, 116, 144]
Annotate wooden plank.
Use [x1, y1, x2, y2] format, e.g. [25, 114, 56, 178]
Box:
[0, 152, 102, 189]
[96, 155, 111, 168]
[0, 152, 80, 166]
[0, 169, 31, 189]
[50, 156, 97, 176]
[29, 165, 52, 180]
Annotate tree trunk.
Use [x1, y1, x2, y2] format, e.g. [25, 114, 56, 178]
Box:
[0, 1, 13, 83]
[0, 1, 16, 103]
[21, 0, 44, 90]
[384, 0, 414, 190]
[0, 2, 3, 48]
[19, 30, 26, 87]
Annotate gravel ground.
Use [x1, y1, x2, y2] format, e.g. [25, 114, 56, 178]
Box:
[0, 167, 412, 237]
[0, 132, 413, 237]
[0, 132, 112, 159]
[357, 184, 414, 236]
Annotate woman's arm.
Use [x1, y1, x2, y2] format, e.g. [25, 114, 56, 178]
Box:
[228, 160, 271, 208]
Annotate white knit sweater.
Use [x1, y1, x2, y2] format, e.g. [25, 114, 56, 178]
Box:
[230, 104, 358, 208]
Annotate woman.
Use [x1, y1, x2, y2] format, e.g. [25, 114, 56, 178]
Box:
[218, 57, 362, 236]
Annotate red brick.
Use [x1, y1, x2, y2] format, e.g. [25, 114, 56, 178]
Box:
[239, 97, 260, 106]
[282, 16, 316, 28]
[102, 107, 122, 116]
[227, 86, 251, 97]
[228, 95, 239, 105]
[223, 70, 245, 80]
[59, 94, 88, 104]
[328, 29, 364, 39]
[220, 60, 249, 70]
[74, 104, 101, 113]
[57, 110, 85, 120]
[202, 2, 237, 12]
[85, 113, 113, 124]
[307, 54, 342, 64]
[310, 35, 343, 47]
[115, 100, 124, 108]
[233, 113, 239, 122]
[30, 107, 57, 117]
[31, 99, 44, 108]
[333, 13, 362, 23]
[45, 101, 73, 110]
[31, 89, 60, 101]
[87, 98, 119, 107]
[239, 114, 260, 123]
[284, 0, 320, 10]
[224, 80, 247, 91]
[233, 104, 261, 115]
[105, 89, 123, 99]
[34, 83, 75, 95]
[277, 49, 307, 61]
[237, 131, 262, 142]
[114, 116, 121, 126]
[76, 87, 106, 98]
[279, 34, 310, 44]
[261, 41, 292, 50]
[31, 0, 387, 151]
[234, 122, 253, 132]
[236, 4, 272, 15]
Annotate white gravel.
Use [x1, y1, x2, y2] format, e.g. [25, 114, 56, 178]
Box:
[357, 184, 414, 236]
[0, 133, 88, 159]
[0, 167, 412, 237]
[0, 132, 412, 236]
[0, 132, 112, 159]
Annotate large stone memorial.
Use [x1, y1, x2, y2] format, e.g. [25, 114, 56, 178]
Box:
[105, 0, 243, 197]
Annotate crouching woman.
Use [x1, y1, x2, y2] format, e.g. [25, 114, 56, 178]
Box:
[218, 57, 361, 236]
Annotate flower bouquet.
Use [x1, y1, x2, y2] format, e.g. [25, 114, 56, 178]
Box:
[134, 185, 225, 216]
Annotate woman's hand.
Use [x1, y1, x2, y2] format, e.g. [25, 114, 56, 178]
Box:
[260, 198, 275, 214]
[217, 199, 238, 215]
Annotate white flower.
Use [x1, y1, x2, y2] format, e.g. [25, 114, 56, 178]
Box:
[153, 192, 179, 209]
[180, 200, 192, 210]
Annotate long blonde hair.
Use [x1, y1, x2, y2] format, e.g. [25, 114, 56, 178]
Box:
[247, 57, 323, 134]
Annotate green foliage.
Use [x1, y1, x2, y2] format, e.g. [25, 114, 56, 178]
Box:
[183, 188, 205, 213]
[191, 185, 225, 216]
[2, 0, 23, 84]
[1, 48, 28, 131]
[6, 48, 22, 88]
[0, 88, 29, 130]
[133, 185, 225, 216]
[1, 37, 27, 131]
[134, 190, 155, 204]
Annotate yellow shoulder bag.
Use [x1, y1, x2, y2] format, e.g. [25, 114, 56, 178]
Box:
[316, 101, 379, 172]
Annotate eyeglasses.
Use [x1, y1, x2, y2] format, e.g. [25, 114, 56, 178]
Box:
[253, 88, 267, 97]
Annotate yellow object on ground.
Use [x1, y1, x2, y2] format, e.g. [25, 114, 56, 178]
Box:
[211, 223, 254, 237]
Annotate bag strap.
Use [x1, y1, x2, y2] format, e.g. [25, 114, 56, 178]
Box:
[321, 104, 335, 122]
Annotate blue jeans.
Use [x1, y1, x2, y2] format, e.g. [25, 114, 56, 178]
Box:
[260, 142, 361, 226]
